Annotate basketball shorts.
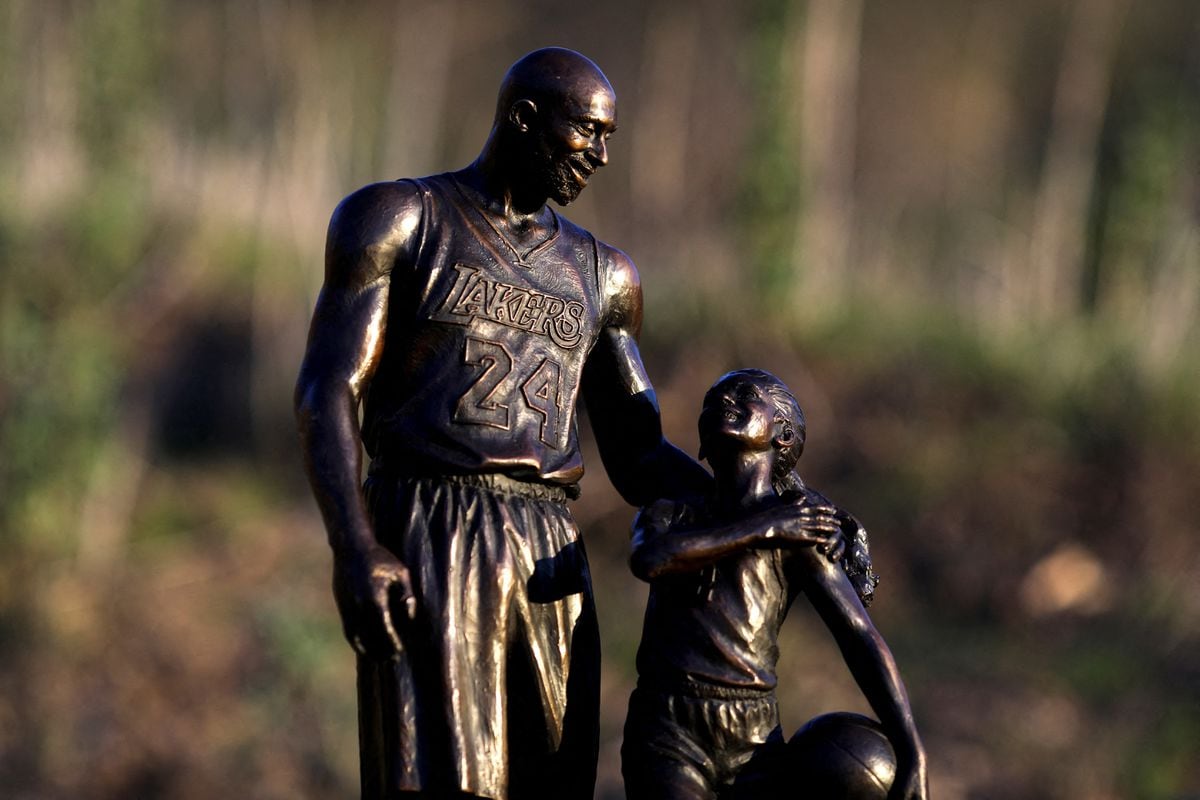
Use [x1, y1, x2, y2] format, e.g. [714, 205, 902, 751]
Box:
[358, 472, 599, 800]
[622, 684, 785, 800]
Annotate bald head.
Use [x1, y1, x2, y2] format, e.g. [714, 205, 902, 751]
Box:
[479, 48, 617, 207]
[495, 48, 615, 128]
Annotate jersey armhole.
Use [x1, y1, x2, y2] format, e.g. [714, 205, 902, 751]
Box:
[397, 177, 432, 272]
[591, 233, 610, 325]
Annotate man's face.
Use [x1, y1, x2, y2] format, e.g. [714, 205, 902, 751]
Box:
[698, 374, 781, 458]
[531, 83, 617, 205]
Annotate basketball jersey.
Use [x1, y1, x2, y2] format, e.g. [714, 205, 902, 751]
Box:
[634, 499, 801, 693]
[362, 172, 609, 485]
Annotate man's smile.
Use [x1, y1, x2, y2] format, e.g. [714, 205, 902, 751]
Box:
[569, 159, 594, 186]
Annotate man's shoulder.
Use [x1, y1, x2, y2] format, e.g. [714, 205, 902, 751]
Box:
[331, 180, 426, 242]
[550, 214, 637, 277]
[338, 177, 429, 211]
[592, 239, 638, 283]
[324, 180, 431, 284]
[581, 238, 641, 328]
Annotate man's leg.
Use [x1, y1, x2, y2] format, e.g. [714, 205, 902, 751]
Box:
[506, 507, 600, 800]
[360, 476, 515, 799]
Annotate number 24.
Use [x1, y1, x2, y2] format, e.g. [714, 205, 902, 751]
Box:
[454, 337, 563, 447]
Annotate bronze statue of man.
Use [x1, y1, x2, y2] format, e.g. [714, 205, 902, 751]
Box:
[295, 48, 710, 800]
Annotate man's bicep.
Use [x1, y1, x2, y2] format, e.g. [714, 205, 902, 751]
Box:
[300, 182, 422, 393]
[585, 242, 654, 407]
[299, 278, 390, 396]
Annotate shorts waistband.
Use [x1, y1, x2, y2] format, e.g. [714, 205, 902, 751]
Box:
[368, 462, 579, 503]
[637, 676, 777, 702]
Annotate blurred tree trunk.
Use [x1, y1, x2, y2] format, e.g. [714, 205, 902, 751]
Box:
[629, 0, 701, 286]
[631, 1, 698, 232]
[1027, 0, 1129, 322]
[1143, 212, 1200, 370]
[382, 0, 458, 177]
[791, 0, 863, 312]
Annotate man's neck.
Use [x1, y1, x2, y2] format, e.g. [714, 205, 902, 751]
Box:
[466, 138, 549, 221]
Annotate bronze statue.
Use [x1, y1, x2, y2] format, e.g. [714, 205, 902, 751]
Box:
[295, 48, 709, 800]
[622, 369, 929, 799]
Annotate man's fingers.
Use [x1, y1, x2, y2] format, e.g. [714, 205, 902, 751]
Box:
[334, 551, 417, 659]
[345, 613, 389, 658]
[342, 615, 368, 655]
[783, 518, 840, 543]
[380, 608, 404, 655]
[373, 582, 405, 656]
[826, 537, 846, 561]
[400, 593, 417, 621]
[387, 571, 418, 622]
[817, 533, 840, 551]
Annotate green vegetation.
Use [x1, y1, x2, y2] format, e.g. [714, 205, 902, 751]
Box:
[1, 1, 1197, 798]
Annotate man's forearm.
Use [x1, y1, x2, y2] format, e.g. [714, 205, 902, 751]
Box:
[295, 379, 376, 556]
[585, 375, 713, 507]
[635, 438, 714, 504]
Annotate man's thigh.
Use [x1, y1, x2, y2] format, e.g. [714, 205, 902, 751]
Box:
[363, 475, 598, 799]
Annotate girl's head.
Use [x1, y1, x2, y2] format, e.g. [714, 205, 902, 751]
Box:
[698, 369, 806, 487]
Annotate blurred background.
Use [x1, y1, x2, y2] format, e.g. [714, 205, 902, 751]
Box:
[1, 0, 1198, 797]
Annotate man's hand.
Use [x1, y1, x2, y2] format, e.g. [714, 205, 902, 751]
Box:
[767, 502, 846, 562]
[332, 543, 416, 659]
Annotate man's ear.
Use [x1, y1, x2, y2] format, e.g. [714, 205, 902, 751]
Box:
[509, 99, 538, 133]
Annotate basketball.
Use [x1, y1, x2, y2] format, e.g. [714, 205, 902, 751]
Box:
[786, 712, 897, 798]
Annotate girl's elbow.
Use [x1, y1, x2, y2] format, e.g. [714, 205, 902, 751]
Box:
[629, 551, 658, 582]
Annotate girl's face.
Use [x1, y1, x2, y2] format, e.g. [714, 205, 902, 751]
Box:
[699, 374, 781, 458]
